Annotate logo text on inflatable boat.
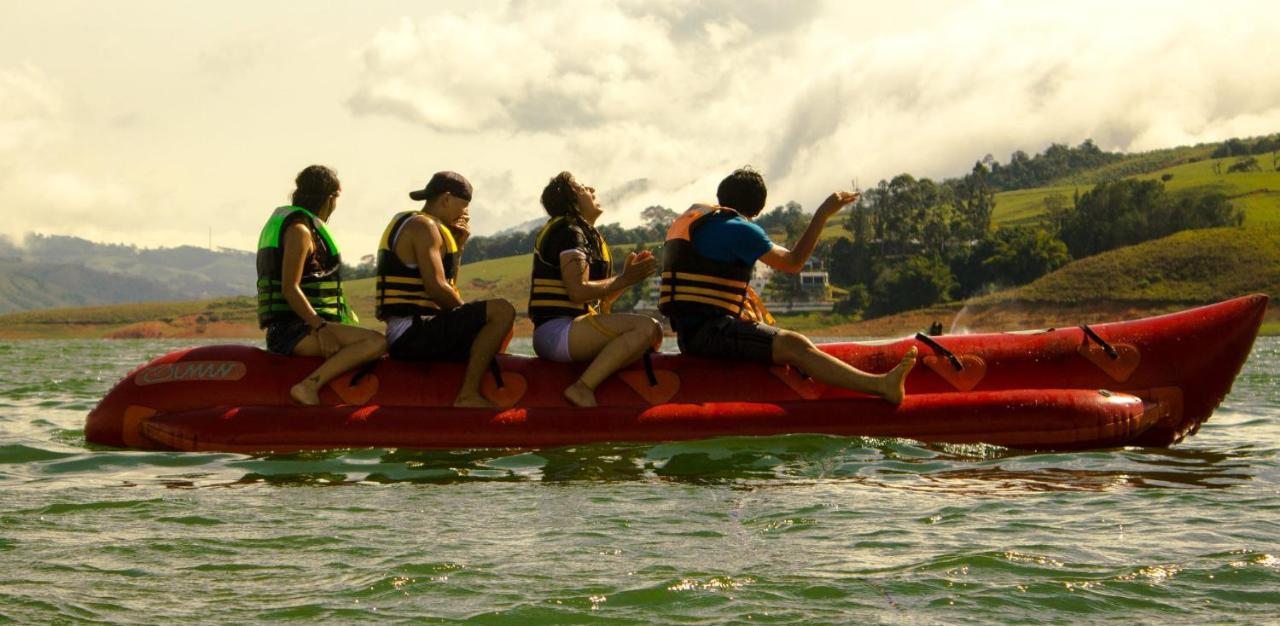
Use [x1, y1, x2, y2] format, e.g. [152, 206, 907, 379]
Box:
[136, 361, 247, 386]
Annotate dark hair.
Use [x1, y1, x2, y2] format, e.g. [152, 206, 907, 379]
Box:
[716, 167, 767, 218]
[540, 171, 579, 219]
[539, 171, 602, 255]
[292, 165, 340, 212]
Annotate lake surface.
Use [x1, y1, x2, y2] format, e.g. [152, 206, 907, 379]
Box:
[0, 337, 1277, 624]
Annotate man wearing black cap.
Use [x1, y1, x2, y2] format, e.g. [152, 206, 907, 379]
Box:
[374, 171, 516, 408]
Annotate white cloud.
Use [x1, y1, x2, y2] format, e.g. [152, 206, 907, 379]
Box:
[349, 1, 1280, 225]
[3, 1, 1280, 262]
[0, 65, 64, 157]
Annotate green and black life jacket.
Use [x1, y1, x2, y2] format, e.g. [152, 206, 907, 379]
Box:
[658, 205, 754, 319]
[374, 211, 459, 320]
[255, 206, 357, 328]
[527, 216, 613, 324]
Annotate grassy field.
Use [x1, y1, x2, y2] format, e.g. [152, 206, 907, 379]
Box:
[979, 224, 1280, 306]
[989, 155, 1280, 228]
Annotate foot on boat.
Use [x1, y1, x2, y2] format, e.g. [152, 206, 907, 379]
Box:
[289, 379, 322, 406]
[454, 393, 495, 409]
[563, 381, 598, 408]
[881, 346, 918, 405]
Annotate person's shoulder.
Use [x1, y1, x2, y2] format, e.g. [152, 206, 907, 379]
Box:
[282, 218, 312, 238]
[401, 214, 442, 241]
[720, 213, 768, 236]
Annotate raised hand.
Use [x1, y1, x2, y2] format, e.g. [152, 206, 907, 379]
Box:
[817, 190, 860, 217]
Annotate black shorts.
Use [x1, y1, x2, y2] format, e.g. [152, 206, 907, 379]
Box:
[388, 301, 489, 363]
[264, 319, 312, 356]
[676, 315, 779, 365]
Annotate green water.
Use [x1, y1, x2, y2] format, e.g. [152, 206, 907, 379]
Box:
[0, 337, 1277, 624]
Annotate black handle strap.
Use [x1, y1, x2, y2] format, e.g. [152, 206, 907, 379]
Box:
[1080, 324, 1119, 360]
[488, 359, 506, 389]
[349, 360, 379, 386]
[915, 332, 963, 371]
[642, 349, 659, 387]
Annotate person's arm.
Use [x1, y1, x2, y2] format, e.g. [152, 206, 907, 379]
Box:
[561, 250, 656, 304]
[758, 191, 859, 273]
[405, 217, 466, 310]
[280, 223, 328, 329]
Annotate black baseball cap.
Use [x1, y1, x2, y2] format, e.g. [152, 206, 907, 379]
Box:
[409, 171, 473, 202]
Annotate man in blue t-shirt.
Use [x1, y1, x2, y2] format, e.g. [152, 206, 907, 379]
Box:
[666, 167, 916, 404]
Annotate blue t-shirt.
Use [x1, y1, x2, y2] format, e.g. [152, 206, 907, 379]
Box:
[672, 212, 774, 332]
[691, 212, 774, 265]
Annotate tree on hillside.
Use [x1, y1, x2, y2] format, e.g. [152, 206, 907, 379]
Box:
[1053, 179, 1243, 258]
[1213, 138, 1251, 158]
[1227, 157, 1261, 173]
[952, 161, 995, 239]
[640, 205, 677, 236]
[755, 202, 807, 241]
[980, 226, 1070, 286]
[867, 256, 956, 317]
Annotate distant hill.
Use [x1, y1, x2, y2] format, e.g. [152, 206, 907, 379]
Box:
[491, 216, 547, 237]
[0, 259, 185, 314]
[0, 233, 254, 313]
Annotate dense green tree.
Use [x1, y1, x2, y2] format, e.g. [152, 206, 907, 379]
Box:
[640, 205, 677, 238]
[1053, 179, 1243, 258]
[833, 284, 870, 316]
[867, 256, 956, 317]
[980, 226, 1070, 286]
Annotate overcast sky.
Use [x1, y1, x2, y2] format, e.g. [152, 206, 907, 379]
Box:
[3, 0, 1279, 260]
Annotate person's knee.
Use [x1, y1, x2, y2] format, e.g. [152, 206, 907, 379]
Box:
[366, 333, 388, 355]
[772, 330, 811, 363]
[642, 317, 663, 346]
[487, 299, 516, 325]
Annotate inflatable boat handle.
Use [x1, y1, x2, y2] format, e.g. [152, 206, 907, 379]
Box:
[1080, 324, 1119, 360]
[915, 333, 963, 371]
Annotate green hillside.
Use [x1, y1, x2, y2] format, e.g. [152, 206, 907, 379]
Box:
[0, 260, 183, 314]
[991, 155, 1280, 227]
[980, 225, 1280, 306]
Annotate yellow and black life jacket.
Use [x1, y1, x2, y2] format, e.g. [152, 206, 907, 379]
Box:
[658, 205, 756, 319]
[255, 206, 357, 328]
[527, 216, 613, 324]
[374, 211, 459, 320]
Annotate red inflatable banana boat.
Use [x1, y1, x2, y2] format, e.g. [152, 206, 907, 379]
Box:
[86, 294, 1267, 452]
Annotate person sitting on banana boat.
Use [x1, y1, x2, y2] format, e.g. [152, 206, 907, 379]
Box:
[256, 165, 387, 406]
[660, 167, 917, 404]
[528, 172, 662, 407]
[375, 171, 516, 408]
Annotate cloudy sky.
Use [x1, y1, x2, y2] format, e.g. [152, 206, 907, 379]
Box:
[3, 0, 1279, 260]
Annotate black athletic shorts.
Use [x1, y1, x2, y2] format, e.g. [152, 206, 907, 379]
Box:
[388, 301, 489, 363]
[264, 319, 312, 356]
[675, 315, 780, 365]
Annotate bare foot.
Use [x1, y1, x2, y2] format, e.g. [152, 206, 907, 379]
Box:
[881, 346, 918, 405]
[454, 392, 495, 409]
[290, 378, 321, 406]
[563, 380, 597, 408]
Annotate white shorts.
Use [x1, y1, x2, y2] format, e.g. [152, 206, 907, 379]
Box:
[532, 317, 575, 363]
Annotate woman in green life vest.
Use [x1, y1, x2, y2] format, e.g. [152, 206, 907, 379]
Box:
[256, 165, 386, 405]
